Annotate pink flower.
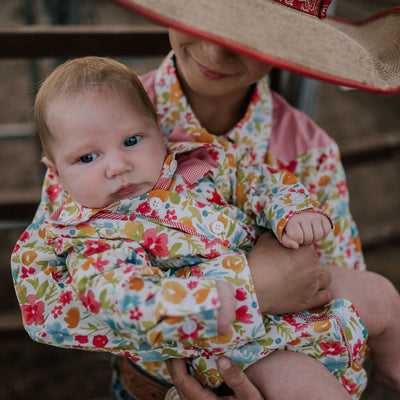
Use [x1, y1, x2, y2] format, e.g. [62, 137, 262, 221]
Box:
[46, 183, 62, 202]
[19, 231, 30, 242]
[21, 266, 35, 279]
[320, 341, 346, 356]
[207, 189, 226, 206]
[188, 281, 198, 290]
[317, 153, 328, 166]
[341, 375, 357, 395]
[235, 288, 247, 301]
[278, 160, 297, 173]
[336, 181, 347, 197]
[79, 290, 101, 313]
[236, 305, 253, 324]
[75, 335, 89, 344]
[21, 294, 45, 326]
[93, 257, 109, 272]
[129, 306, 143, 320]
[166, 209, 177, 220]
[191, 265, 204, 278]
[142, 228, 169, 257]
[58, 291, 73, 306]
[93, 335, 108, 348]
[51, 305, 63, 318]
[83, 240, 111, 257]
[136, 201, 151, 214]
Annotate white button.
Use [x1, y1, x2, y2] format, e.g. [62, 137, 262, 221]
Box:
[290, 194, 304, 203]
[210, 220, 225, 234]
[149, 197, 163, 210]
[182, 319, 198, 335]
[169, 159, 178, 174]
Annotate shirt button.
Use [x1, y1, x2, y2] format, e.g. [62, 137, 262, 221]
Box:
[182, 319, 198, 335]
[149, 197, 163, 210]
[210, 220, 225, 234]
[169, 159, 178, 174]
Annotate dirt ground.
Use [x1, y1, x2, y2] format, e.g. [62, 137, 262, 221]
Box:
[1, 1, 399, 399]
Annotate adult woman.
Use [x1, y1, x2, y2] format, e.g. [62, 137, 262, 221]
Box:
[12, 1, 400, 399]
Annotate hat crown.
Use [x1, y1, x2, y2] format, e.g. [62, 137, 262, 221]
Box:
[273, 0, 332, 19]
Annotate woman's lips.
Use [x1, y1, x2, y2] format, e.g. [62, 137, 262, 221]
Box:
[195, 61, 228, 80]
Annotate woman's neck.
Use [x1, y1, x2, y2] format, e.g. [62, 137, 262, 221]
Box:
[185, 86, 254, 136]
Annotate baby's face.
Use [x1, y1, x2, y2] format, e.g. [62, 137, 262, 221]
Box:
[44, 85, 167, 208]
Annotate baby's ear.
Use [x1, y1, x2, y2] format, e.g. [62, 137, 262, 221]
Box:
[41, 156, 59, 177]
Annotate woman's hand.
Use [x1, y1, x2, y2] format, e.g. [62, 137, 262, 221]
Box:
[167, 357, 263, 400]
[247, 231, 332, 314]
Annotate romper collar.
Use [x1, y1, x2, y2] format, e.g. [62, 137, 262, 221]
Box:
[47, 141, 222, 226]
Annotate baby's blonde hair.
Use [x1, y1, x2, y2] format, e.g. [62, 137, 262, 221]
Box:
[35, 56, 158, 160]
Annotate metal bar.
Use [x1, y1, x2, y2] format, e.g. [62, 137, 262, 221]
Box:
[0, 25, 170, 58]
[341, 133, 400, 167]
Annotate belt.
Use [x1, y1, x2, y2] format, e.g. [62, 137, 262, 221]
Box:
[118, 358, 171, 400]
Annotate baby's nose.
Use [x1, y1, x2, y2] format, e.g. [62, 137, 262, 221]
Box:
[106, 156, 132, 179]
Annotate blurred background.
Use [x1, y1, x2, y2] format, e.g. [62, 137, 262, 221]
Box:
[0, 1, 399, 399]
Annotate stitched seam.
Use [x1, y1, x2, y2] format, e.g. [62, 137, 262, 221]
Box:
[293, 311, 353, 367]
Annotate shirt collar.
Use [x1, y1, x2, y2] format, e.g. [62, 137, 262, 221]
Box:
[155, 51, 273, 164]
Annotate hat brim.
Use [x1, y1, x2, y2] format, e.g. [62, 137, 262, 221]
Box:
[113, 0, 400, 94]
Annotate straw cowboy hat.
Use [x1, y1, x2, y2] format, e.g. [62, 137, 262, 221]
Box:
[112, 0, 400, 94]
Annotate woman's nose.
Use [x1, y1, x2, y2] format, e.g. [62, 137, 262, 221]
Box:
[202, 41, 235, 63]
[105, 154, 132, 179]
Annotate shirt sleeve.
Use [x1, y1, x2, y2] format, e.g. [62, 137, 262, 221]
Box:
[269, 92, 365, 270]
[294, 141, 366, 270]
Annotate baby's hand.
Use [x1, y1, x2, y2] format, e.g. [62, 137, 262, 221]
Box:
[281, 212, 332, 250]
[215, 280, 236, 335]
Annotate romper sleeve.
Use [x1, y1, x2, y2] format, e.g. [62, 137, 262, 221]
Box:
[224, 159, 328, 242]
[11, 170, 265, 355]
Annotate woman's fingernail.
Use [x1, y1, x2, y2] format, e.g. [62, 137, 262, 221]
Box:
[218, 357, 231, 371]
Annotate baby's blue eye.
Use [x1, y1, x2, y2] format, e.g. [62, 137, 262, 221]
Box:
[80, 153, 98, 163]
[124, 136, 141, 147]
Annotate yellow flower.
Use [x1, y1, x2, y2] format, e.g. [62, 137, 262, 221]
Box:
[21, 250, 37, 266]
[64, 307, 80, 329]
[318, 175, 331, 186]
[170, 80, 183, 105]
[222, 254, 245, 273]
[120, 221, 141, 236]
[76, 224, 97, 235]
[162, 281, 187, 304]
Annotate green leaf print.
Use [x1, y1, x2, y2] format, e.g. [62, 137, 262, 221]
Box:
[169, 242, 183, 257]
[17, 286, 28, 304]
[142, 320, 156, 330]
[198, 358, 207, 372]
[99, 289, 110, 308]
[169, 192, 181, 204]
[225, 276, 247, 286]
[344, 327, 353, 341]
[36, 280, 49, 299]
[188, 206, 202, 222]
[26, 277, 40, 290]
